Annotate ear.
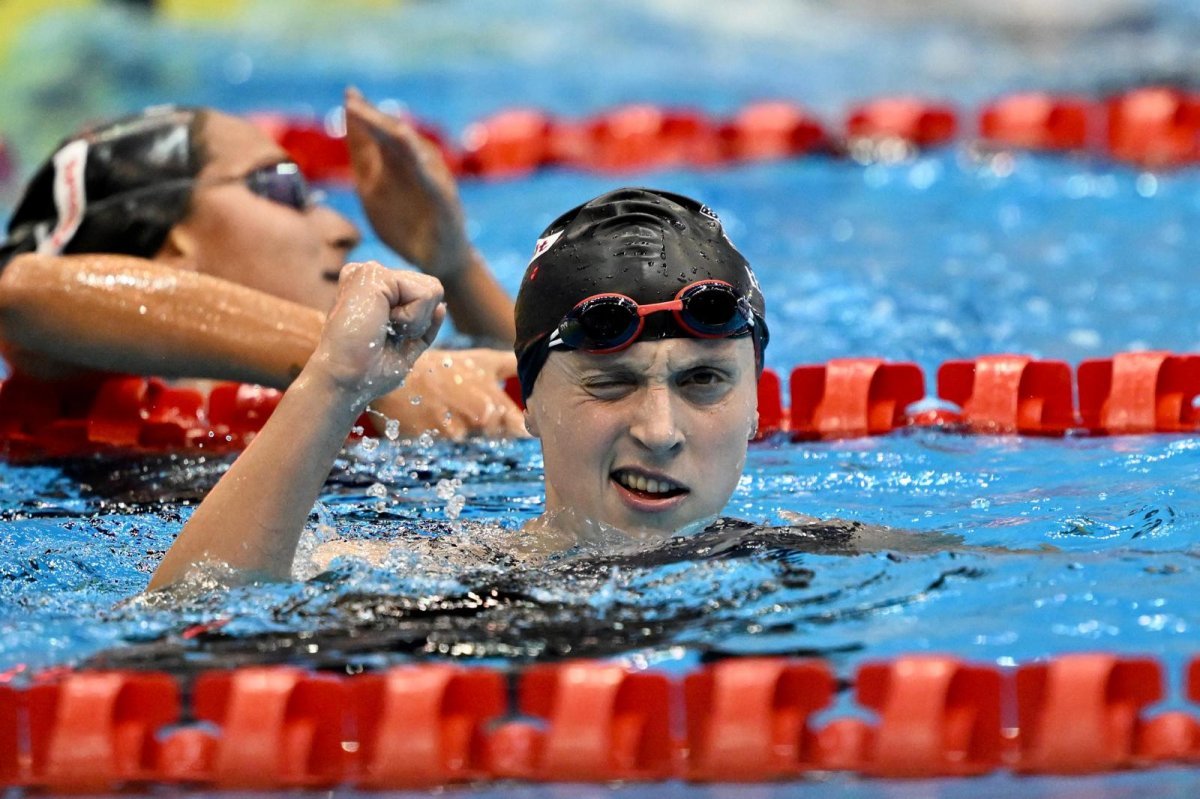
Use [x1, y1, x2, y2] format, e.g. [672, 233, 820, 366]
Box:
[523, 406, 540, 438]
[153, 223, 199, 269]
[748, 387, 759, 440]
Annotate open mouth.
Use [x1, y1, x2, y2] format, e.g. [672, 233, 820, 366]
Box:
[611, 468, 690, 501]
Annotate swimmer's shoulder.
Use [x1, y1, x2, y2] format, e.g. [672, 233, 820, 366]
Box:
[304, 519, 504, 574]
[705, 515, 965, 555]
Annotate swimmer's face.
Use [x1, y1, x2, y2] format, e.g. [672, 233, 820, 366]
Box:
[161, 112, 360, 312]
[524, 336, 758, 543]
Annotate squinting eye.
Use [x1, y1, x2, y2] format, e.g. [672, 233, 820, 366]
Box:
[584, 377, 636, 396]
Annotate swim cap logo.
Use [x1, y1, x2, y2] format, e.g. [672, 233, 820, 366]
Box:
[699, 204, 719, 221]
[38, 139, 89, 256]
[528, 229, 564, 268]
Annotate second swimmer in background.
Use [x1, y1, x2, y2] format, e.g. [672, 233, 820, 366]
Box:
[0, 88, 523, 439]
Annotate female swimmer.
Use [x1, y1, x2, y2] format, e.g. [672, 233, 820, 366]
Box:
[148, 188, 787, 589]
[0, 89, 522, 439]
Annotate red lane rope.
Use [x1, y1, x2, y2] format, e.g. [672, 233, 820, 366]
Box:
[0, 653, 1197, 789]
[3, 351, 1200, 458]
[252, 86, 1200, 183]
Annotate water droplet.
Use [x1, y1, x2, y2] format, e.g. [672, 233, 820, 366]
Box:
[360, 436, 379, 453]
[410, 395, 422, 405]
[366, 482, 387, 499]
[385, 419, 400, 441]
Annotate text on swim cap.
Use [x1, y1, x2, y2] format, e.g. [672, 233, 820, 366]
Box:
[38, 139, 90, 256]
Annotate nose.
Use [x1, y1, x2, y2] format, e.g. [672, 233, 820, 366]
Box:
[315, 205, 361, 255]
[628, 385, 684, 456]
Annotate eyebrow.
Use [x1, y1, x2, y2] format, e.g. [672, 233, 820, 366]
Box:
[579, 354, 743, 377]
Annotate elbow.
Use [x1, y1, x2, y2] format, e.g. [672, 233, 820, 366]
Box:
[0, 259, 26, 346]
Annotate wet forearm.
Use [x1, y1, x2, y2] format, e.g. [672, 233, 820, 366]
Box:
[0, 253, 323, 386]
[440, 248, 515, 346]
[147, 368, 361, 590]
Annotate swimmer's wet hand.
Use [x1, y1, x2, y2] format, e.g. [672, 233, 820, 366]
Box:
[375, 348, 527, 439]
[307, 261, 445, 411]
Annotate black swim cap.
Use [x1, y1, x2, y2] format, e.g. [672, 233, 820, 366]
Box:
[0, 106, 204, 268]
[514, 187, 768, 400]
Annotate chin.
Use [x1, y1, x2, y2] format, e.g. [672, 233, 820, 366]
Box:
[616, 512, 695, 539]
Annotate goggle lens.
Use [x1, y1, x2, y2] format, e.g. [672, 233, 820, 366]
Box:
[559, 295, 641, 351]
[679, 282, 750, 336]
[243, 162, 315, 211]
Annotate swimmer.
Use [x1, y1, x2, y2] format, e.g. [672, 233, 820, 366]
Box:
[149, 187, 791, 590]
[0, 89, 523, 439]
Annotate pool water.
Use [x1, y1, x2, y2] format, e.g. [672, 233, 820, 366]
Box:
[3, 1, 1200, 793]
[4, 149, 1200, 684]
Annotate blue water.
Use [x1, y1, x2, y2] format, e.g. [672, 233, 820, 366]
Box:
[4, 1, 1200, 793]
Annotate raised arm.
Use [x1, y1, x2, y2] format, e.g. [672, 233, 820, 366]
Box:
[147, 262, 444, 591]
[0, 251, 523, 437]
[344, 88, 516, 346]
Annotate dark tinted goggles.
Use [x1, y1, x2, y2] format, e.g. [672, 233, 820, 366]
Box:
[240, 161, 320, 211]
[550, 279, 755, 354]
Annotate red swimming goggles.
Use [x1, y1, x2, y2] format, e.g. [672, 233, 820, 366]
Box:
[548, 279, 756, 354]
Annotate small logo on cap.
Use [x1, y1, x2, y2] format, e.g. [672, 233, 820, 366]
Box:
[528, 229, 563, 267]
[698, 204, 720, 221]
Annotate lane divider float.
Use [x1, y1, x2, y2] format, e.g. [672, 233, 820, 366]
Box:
[5, 350, 1200, 458]
[223, 85, 1200, 185]
[1, 653, 1198, 790]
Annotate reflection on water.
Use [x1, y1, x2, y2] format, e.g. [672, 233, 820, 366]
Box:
[3, 143, 1200, 677]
